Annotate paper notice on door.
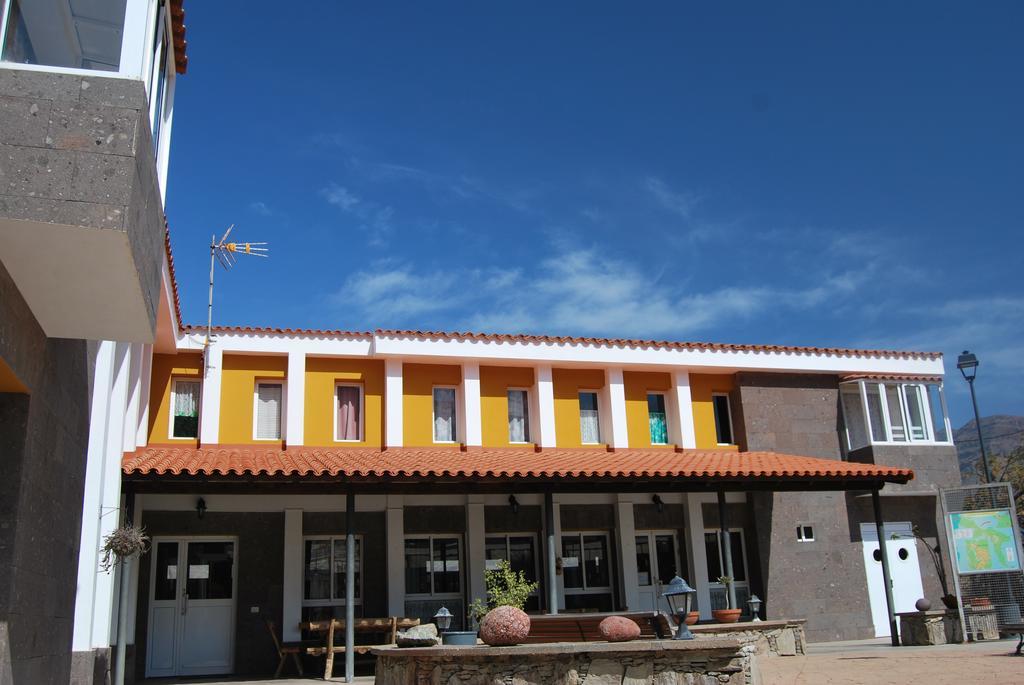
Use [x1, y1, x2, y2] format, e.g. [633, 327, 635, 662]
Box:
[167, 566, 177, 580]
[562, 556, 579, 568]
[189, 564, 210, 579]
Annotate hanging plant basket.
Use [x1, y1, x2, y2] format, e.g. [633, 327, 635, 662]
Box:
[100, 525, 150, 571]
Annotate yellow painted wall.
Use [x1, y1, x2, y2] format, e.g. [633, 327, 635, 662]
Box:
[304, 357, 385, 447]
[148, 352, 203, 444]
[219, 354, 288, 444]
[691, 373, 738, 449]
[624, 371, 673, 448]
[403, 363, 462, 446]
[480, 366, 536, 447]
[552, 368, 606, 447]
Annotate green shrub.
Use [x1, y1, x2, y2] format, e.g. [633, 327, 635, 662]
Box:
[469, 559, 539, 624]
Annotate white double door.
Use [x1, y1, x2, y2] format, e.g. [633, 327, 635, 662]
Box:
[146, 537, 237, 677]
[636, 531, 682, 613]
[860, 522, 924, 638]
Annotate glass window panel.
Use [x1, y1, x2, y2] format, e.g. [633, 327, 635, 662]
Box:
[153, 541, 178, 601]
[636, 536, 653, 586]
[404, 539, 431, 595]
[647, 394, 668, 444]
[508, 536, 537, 585]
[186, 541, 233, 600]
[841, 388, 868, 450]
[579, 392, 600, 443]
[432, 538, 461, 594]
[2, 0, 128, 72]
[255, 383, 282, 439]
[864, 384, 886, 442]
[485, 537, 508, 566]
[904, 385, 928, 440]
[508, 390, 530, 442]
[172, 380, 200, 438]
[583, 535, 610, 588]
[337, 386, 361, 441]
[713, 395, 733, 444]
[433, 388, 457, 442]
[561, 536, 583, 589]
[729, 533, 747, 582]
[654, 534, 678, 585]
[332, 539, 361, 600]
[927, 385, 949, 442]
[704, 532, 722, 580]
[883, 384, 907, 441]
[304, 540, 331, 600]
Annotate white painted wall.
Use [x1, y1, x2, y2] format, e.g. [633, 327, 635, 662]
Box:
[286, 352, 305, 446]
[672, 371, 697, 449]
[200, 345, 222, 445]
[615, 497, 640, 610]
[607, 368, 629, 449]
[535, 365, 557, 448]
[461, 362, 482, 447]
[385, 359, 403, 448]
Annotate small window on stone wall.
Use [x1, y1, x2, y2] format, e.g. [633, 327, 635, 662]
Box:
[796, 525, 815, 542]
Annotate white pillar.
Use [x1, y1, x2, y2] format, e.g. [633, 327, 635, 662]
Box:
[615, 497, 639, 611]
[535, 365, 556, 448]
[686, 495, 712, 619]
[200, 345, 222, 445]
[607, 368, 629, 449]
[466, 496, 486, 607]
[135, 343, 152, 448]
[672, 371, 697, 449]
[386, 495, 405, 616]
[122, 342, 143, 453]
[286, 351, 305, 446]
[462, 362, 482, 447]
[385, 359, 403, 448]
[550, 496, 565, 610]
[283, 508, 304, 641]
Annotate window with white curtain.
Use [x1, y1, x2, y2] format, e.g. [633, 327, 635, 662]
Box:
[170, 379, 200, 438]
[579, 392, 600, 444]
[433, 387, 457, 442]
[335, 384, 362, 441]
[255, 382, 283, 440]
[507, 389, 530, 443]
[839, 380, 951, 449]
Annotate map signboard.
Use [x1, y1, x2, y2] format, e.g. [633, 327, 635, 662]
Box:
[949, 509, 1021, 574]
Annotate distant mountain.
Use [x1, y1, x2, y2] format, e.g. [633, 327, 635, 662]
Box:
[955, 415, 1024, 478]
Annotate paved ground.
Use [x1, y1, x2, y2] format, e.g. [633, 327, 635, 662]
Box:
[759, 637, 1024, 684]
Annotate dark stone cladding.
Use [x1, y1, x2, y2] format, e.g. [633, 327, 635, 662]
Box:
[0, 258, 90, 684]
[849, 444, 962, 492]
[133, 512, 286, 681]
[0, 67, 165, 333]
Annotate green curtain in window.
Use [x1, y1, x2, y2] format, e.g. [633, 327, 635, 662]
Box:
[649, 412, 668, 444]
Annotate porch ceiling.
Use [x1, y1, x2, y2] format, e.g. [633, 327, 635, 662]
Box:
[121, 445, 913, 493]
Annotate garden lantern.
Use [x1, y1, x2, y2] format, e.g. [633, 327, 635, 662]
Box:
[433, 606, 453, 632]
[747, 594, 763, 621]
[662, 575, 696, 639]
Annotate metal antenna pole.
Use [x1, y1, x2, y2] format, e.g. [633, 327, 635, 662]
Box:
[206, 234, 216, 368]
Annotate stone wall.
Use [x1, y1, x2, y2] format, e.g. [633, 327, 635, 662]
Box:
[849, 444, 962, 492]
[374, 639, 747, 685]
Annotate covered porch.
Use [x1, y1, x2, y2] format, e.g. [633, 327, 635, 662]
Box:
[119, 446, 912, 681]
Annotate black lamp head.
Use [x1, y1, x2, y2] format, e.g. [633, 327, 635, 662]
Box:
[196, 497, 207, 519]
[652, 494, 665, 513]
[508, 494, 519, 514]
[957, 350, 979, 381]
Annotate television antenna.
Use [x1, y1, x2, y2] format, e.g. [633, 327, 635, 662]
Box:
[206, 224, 269, 359]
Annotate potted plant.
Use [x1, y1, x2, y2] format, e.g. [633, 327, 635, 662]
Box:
[459, 560, 539, 646]
[100, 524, 149, 571]
[711, 576, 742, 623]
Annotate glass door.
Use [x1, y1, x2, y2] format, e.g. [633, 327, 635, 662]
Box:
[561, 532, 614, 612]
[636, 531, 681, 612]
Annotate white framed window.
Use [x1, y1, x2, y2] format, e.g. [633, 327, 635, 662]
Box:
[796, 525, 815, 542]
[579, 391, 601, 444]
[712, 393, 734, 445]
[485, 533, 541, 611]
[334, 383, 363, 442]
[253, 381, 285, 441]
[404, 535, 462, 598]
[169, 378, 200, 439]
[704, 528, 752, 613]
[507, 388, 530, 443]
[432, 386, 457, 443]
[1, 0, 128, 72]
[561, 531, 614, 612]
[647, 393, 669, 445]
[302, 536, 363, 606]
[840, 380, 952, 450]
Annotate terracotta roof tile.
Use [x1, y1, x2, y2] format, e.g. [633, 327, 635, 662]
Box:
[170, 0, 188, 74]
[122, 446, 913, 484]
[841, 373, 944, 383]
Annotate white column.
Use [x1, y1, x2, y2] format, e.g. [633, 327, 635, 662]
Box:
[672, 371, 697, 449]
[462, 362, 482, 447]
[385, 359, 403, 448]
[615, 497, 640, 611]
[282, 508, 304, 641]
[286, 351, 306, 446]
[551, 496, 565, 610]
[466, 496, 486, 606]
[135, 343, 153, 448]
[686, 495, 712, 619]
[386, 495, 405, 616]
[607, 368, 629, 449]
[535, 365, 556, 448]
[122, 342, 143, 453]
[200, 345, 222, 445]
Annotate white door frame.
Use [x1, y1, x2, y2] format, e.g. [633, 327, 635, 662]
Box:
[636, 529, 682, 612]
[146, 535, 238, 678]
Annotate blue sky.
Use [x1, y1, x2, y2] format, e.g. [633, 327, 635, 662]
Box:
[165, 1, 1023, 428]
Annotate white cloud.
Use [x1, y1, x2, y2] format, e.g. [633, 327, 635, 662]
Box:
[645, 177, 699, 219]
[321, 183, 394, 245]
[249, 201, 272, 216]
[323, 184, 361, 211]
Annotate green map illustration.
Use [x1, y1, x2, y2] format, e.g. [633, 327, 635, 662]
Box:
[950, 510, 1020, 574]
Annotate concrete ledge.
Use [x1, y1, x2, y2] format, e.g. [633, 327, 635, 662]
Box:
[692, 620, 807, 657]
[373, 636, 742, 657]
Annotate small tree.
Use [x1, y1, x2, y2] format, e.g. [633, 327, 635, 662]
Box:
[717, 576, 734, 610]
[469, 559, 538, 625]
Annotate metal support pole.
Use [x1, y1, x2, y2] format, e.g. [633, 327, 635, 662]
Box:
[967, 378, 992, 483]
[717, 491, 737, 610]
[114, 490, 135, 685]
[872, 488, 900, 646]
[345, 492, 355, 682]
[545, 492, 558, 615]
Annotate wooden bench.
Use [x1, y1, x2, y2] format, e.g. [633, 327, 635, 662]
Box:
[524, 611, 666, 643]
[301, 617, 421, 679]
[1004, 622, 1024, 655]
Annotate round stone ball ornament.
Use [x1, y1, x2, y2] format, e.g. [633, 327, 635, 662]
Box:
[598, 615, 641, 642]
[915, 598, 932, 612]
[479, 606, 531, 646]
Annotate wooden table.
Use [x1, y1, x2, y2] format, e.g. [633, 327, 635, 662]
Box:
[300, 617, 421, 679]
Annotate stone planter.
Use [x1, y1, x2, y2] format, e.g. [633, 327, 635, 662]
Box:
[440, 630, 479, 646]
[896, 610, 963, 645]
[712, 609, 743, 623]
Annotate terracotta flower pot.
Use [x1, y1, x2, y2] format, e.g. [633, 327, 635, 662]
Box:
[711, 609, 743, 623]
[685, 611, 700, 625]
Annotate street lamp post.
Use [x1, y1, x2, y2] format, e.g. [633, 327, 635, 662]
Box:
[957, 350, 992, 484]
